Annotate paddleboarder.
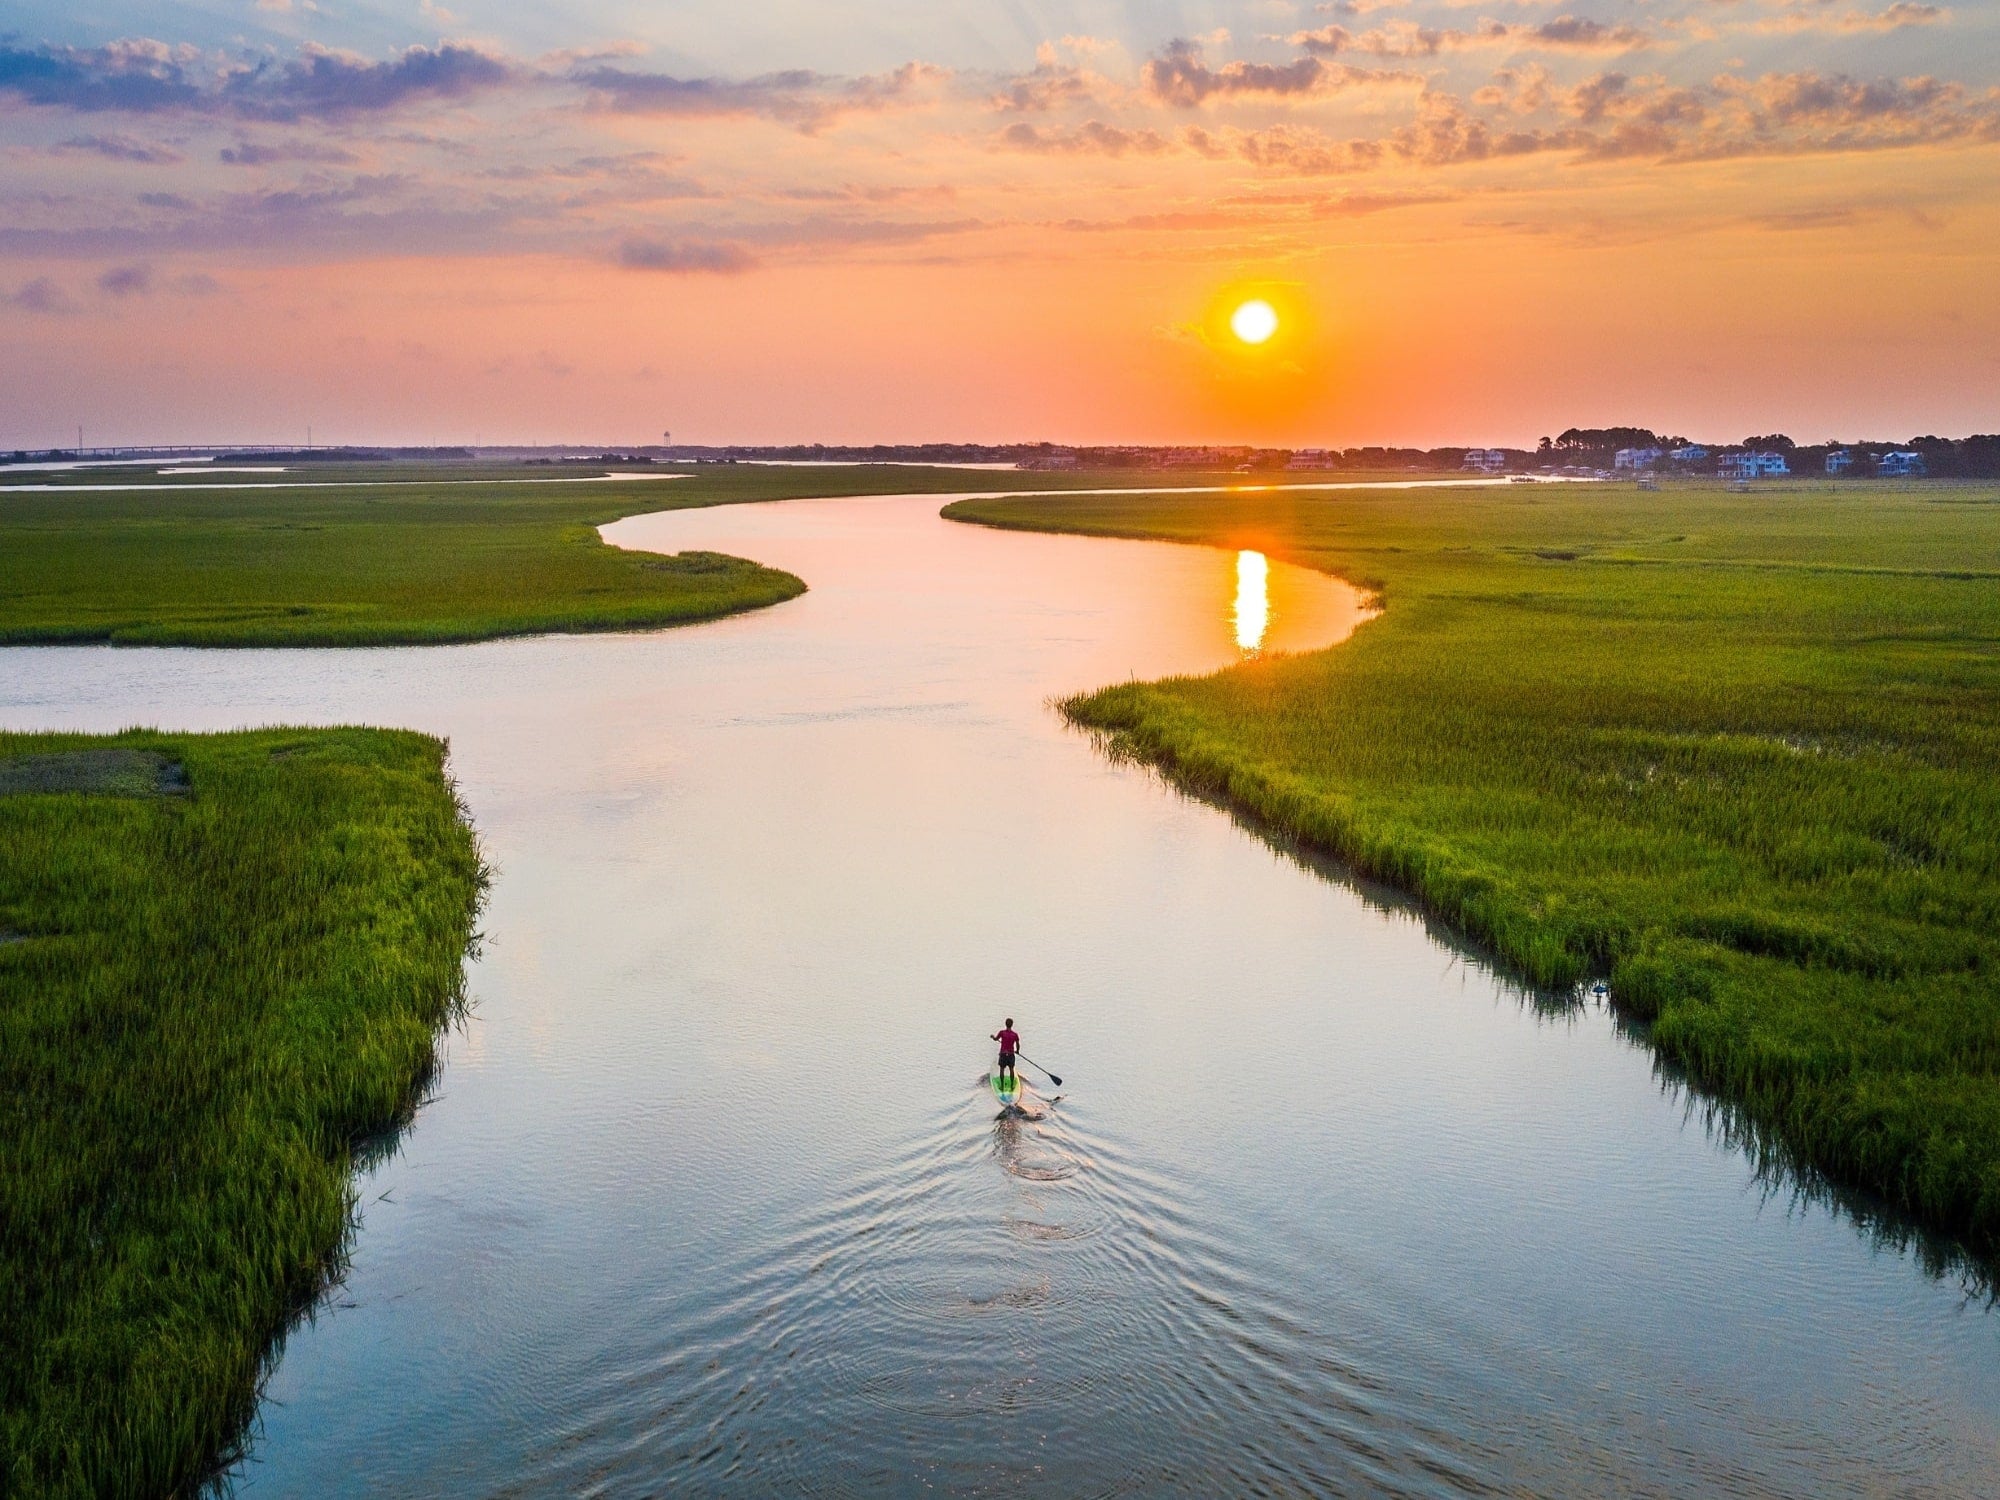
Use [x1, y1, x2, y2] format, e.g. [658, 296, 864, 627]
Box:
[991, 1018, 1020, 1087]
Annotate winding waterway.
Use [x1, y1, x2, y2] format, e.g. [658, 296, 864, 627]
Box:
[3, 492, 1996, 1496]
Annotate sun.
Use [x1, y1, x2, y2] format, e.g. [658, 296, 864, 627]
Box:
[1230, 298, 1279, 346]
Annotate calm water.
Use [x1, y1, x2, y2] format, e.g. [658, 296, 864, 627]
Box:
[4, 493, 1997, 1496]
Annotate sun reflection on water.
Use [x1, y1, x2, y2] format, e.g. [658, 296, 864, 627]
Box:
[1234, 550, 1269, 654]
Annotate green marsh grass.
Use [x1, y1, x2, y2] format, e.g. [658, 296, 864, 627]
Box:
[0, 465, 816, 648]
[0, 728, 486, 1497]
[946, 480, 2000, 1257]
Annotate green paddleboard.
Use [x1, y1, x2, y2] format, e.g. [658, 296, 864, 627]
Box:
[991, 1070, 1023, 1109]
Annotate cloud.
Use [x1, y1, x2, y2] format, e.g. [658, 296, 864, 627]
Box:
[1312, 189, 1458, 215]
[218, 138, 359, 165]
[0, 39, 205, 113]
[1876, 2, 1949, 24]
[4, 25, 1993, 283]
[996, 120, 1173, 156]
[1142, 38, 1330, 107]
[1524, 17, 1655, 50]
[617, 237, 759, 273]
[96, 263, 153, 295]
[1236, 123, 1372, 174]
[5, 277, 77, 314]
[577, 61, 942, 132]
[769, 182, 957, 204]
[1294, 16, 1654, 57]
[51, 132, 184, 164]
[1220, 62, 2000, 175]
[988, 61, 1101, 113]
[737, 215, 983, 250]
[227, 44, 512, 120]
[1054, 208, 1242, 233]
[1747, 2, 1950, 33]
[1703, 69, 1999, 153]
[0, 40, 511, 120]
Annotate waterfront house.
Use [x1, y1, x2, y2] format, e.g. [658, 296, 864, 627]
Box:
[1826, 449, 1854, 474]
[1877, 450, 1927, 476]
[1718, 451, 1790, 479]
[1614, 446, 1664, 470]
[1462, 448, 1506, 473]
[1669, 445, 1708, 465]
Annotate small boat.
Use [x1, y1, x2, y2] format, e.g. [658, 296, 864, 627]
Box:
[991, 1070, 1023, 1111]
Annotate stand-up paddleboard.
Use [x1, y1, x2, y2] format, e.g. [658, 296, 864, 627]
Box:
[991, 1070, 1023, 1111]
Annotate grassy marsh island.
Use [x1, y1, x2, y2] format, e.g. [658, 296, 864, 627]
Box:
[0, 728, 484, 1498]
[0, 461, 826, 648]
[946, 479, 2000, 1256]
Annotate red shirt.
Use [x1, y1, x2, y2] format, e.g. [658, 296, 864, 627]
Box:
[995, 1029, 1019, 1054]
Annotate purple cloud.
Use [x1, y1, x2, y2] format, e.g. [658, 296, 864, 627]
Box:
[617, 238, 759, 273]
[225, 44, 510, 120]
[6, 277, 77, 314]
[97, 263, 152, 295]
[998, 120, 1172, 156]
[0, 40, 510, 120]
[0, 39, 203, 112]
[52, 132, 184, 164]
[219, 139, 359, 166]
[1143, 40, 1328, 108]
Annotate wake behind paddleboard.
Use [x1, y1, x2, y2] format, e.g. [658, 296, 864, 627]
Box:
[991, 1070, 1023, 1111]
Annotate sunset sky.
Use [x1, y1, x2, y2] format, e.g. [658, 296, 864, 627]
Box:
[2, 2, 1995, 448]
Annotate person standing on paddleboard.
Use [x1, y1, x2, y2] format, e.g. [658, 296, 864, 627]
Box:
[992, 1019, 1020, 1087]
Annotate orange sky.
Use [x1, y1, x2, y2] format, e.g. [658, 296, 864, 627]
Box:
[2, 10, 1996, 446]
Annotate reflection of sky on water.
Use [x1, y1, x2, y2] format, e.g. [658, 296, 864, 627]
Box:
[1234, 549, 1269, 654]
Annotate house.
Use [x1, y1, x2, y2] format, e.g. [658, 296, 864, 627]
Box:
[1718, 451, 1790, 479]
[1825, 449, 1854, 475]
[1669, 445, 1708, 465]
[1877, 450, 1927, 476]
[1461, 448, 1506, 473]
[1614, 446, 1664, 470]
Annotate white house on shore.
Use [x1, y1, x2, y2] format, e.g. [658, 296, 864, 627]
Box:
[1878, 450, 1927, 476]
[1826, 449, 1854, 474]
[1719, 451, 1790, 479]
[1614, 446, 1664, 470]
[1461, 448, 1506, 473]
[1670, 445, 1708, 465]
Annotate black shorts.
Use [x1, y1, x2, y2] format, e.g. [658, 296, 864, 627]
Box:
[998, 1052, 1016, 1068]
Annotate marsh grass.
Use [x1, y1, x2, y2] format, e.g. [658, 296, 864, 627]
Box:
[0, 466, 808, 647]
[948, 480, 2000, 1258]
[0, 727, 486, 1497]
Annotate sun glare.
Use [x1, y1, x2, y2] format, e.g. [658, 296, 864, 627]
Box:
[1230, 299, 1279, 345]
[1234, 549, 1270, 653]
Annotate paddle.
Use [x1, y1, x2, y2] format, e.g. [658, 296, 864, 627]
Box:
[1016, 1053, 1062, 1088]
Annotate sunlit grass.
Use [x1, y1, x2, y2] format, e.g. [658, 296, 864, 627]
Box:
[945, 479, 2000, 1256]
[0, 727, 486, 1497]
[0, 466, 815, 647]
